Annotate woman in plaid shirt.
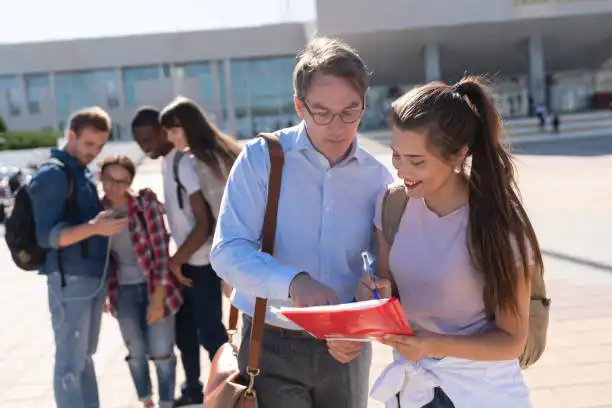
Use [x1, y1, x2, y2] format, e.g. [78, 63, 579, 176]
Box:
[100, 155, 183, 408]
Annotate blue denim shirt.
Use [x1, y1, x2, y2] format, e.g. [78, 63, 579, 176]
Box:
[211, 122, 394, 328]
[28, 149, 109, 279]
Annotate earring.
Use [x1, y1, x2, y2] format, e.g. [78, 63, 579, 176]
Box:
[453, 164, 462, 174]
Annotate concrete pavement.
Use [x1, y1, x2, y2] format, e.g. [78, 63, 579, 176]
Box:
[1, 136, 611, 407]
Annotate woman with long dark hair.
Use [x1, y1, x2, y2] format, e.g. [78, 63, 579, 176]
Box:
[159, 97, 240, 407]
[161, 97, 241, 181]
[358, 77, 544, 407]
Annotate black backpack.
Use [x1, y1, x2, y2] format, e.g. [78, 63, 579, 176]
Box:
[5, 158, 87, 286]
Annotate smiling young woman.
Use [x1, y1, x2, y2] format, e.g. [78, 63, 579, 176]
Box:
[360, 76, 544, 408]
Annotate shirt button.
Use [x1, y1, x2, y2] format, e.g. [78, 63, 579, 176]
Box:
[325, 207, 330, 212]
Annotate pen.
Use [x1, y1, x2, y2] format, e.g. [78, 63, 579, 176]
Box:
[361, 252, 379, 300]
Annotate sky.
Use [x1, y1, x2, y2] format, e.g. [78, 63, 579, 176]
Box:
[0, 0, 316, 44]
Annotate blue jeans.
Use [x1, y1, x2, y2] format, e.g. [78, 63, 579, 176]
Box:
[47, 272, 107, 408]
[175, 263, 228, 399]
[116, 283, 176, 407]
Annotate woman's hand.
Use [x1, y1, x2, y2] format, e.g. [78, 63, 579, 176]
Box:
[327, 340, 365, 363]
[380, 334, 435, 362]
[147, 295, 165, 324]
[355, 275, 393, 301]
[138, 188, 158, 200]
[169, 256, 193, 287]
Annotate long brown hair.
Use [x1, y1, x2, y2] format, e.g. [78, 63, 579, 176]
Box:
[160, 97, 241, 180]
[389, 76, 543, 316]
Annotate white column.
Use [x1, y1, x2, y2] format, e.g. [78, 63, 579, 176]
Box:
[528, 35, 546, 111]
[114, 67, 127, 140]
[223, 59, 237, 136]
[424, 43, 441, 82]
[49, 72, 60, 132]
[114, 67, 125, 109]
[211, 60, 223, 124]
[170, 64, 180, 97]
[16, 74, 27, 116]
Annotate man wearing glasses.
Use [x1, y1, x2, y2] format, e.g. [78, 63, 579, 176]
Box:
[211, 37, 393, 408]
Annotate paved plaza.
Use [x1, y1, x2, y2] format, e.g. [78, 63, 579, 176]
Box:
[0, 135, 611, 407]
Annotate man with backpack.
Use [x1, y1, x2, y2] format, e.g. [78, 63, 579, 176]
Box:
[18, 107, 127, 408]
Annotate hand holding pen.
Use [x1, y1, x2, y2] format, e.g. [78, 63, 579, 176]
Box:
[362, 252, 380, 299]
[357, 252, 392, 301]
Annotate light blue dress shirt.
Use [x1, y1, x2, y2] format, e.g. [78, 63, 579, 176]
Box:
[210, 122, 393, 329]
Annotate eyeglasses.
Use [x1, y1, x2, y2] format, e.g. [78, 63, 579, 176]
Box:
[101, 176, 131, 188]
[301, 99, 364, 125]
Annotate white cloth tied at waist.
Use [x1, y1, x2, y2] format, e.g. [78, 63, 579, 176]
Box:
[370, 351, 532, 408]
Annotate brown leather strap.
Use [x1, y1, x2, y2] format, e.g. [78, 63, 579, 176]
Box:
[245, 132, 284, 374]
[228, 303, 239, 331]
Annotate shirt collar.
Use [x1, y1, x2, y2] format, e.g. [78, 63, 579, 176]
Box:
[293, 121, 314, 151]
[352, 135, 369, 164]
[50, 148, 83, 169]
[292, 121, 366, 164]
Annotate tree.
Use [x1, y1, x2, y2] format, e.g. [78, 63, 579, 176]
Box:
[0, 114, 6, 132]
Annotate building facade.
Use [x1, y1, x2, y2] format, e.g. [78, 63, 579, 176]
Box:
[316, 0, 612, 125]
[0, 23, 306, 139]
[1, 0, 612, 138]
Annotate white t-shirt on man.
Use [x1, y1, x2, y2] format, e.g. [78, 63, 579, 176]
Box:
[163, 149, 211, 266]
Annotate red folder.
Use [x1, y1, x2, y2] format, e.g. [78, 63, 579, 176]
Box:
[276, 298, 413, 341]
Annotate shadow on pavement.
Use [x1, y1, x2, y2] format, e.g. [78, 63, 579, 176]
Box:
[542, 249, 612, 273]
[511, 136, 612, 157]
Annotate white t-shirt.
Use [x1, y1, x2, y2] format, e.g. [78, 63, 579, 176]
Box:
[163, 149, 211, 266]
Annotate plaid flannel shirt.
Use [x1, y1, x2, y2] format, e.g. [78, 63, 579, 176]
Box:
[106, 193, 183, 318]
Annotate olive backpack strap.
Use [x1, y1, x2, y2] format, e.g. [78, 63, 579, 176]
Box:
[381, 182, 409, 247]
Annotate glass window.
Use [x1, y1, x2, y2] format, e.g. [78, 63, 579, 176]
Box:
[550, 71, 596, 113]
[229, 57, 297, 139]
[0, 75, 22, 117]
[122, 66, 160, 107]
[359, 86, 392, 132]
[216, 61, 229, 130]
[110, 124, 123, 140]
[162, 64, 172, 78]
[230, 60, 250, 139]
[25, 74, 50, 115]
[54, 69, 118, 120]
[176, 62, 215, 103]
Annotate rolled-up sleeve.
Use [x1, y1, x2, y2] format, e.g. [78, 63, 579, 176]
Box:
[210, 139, 302, 300]
[28, 165, 70, 249]
[148, 196, 172, 288]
